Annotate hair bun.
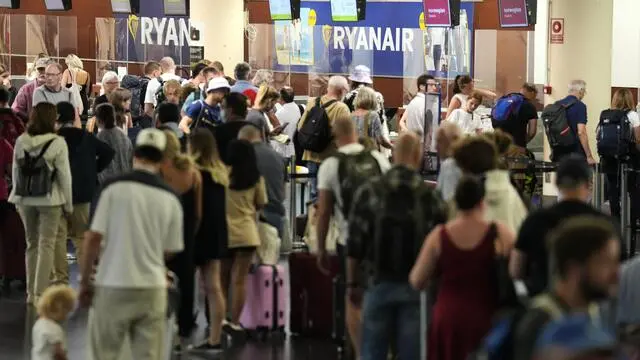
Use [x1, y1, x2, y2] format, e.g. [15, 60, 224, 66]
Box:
[455, 175, 485, 211]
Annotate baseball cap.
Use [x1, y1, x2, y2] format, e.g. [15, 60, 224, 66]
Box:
[206, 77, 231, 93]
[35, 57, 51, 69]
[135, 128, 167, 152]
[348, 65, 373, 84]
[555, 154, 592, 188]
[535, 315, 616, 356]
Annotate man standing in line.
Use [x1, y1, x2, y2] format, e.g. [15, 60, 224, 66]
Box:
[12, 57, 52, 121]
[79, 129, 184, 360]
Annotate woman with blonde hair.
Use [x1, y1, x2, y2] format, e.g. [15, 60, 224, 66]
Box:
[246, 84, 281, 140]
[159, 130, 203, 352]
[187, 128, 229, 353]
[61, 54, 90, 118]
[351, 86, 393, 150]
[601, 88, 640, 222]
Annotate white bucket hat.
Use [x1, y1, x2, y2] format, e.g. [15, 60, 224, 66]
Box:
[348, 65, 373, 85]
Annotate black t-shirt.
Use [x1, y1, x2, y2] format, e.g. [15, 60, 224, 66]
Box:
[496, 99, 538, 148]
[515, 200, 613, 296]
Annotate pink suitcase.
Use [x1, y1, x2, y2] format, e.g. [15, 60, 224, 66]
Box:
[240, 264, 288, 339]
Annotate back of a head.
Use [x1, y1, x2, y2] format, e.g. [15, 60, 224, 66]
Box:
[228, 139, 260, 191]
[190, 128, 219, 165]
[37, 284, 76, 319]
[255, 85, 279, 108]
[95, 103, 117, 129]
[548, 216, 617, 280]
[252, 69, 273, 87]
[156, 102, 180, 125]
[453, 136, 498, 174]
[65, 54, 83, 70]
[354, 86, 377, 111]
[101, 71, 119, 85]
[455, 176, 486, 211]
[280, 86, 295, 104]
[212, 61, 224, 73]
[394, 131, 422, 167]
[568, 80, 587, 95]
[28, 102, 57, 136]
[234, 62, 251, 81]
[134, 129, 166, 163]
[225, 92, 248, 118]
[144, 61, 161, 76]
[328, 76, 349, 94]
[56, 101, 76, 125]
[160, 57, 176, 72]
[555, 154, 592, 191]
[483, 129, 513, 156]
[611, 88, 634, 110]
[332, 114, 356, 140]
[162, 129, 192, 171]
[438, 122, 462, 145]
[237, 124, 262, 143]
[192, 62, 208, 79]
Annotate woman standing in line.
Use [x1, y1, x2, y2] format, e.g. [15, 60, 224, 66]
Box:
[222, 140, 267, 335]
[187, 128, 229, 354]
[159, 130, 203, 354]
[9, 103, 72, 305]
[95, 103, 132, 184]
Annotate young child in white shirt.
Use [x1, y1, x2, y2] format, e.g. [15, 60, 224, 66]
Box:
[31, 285, 77, 360]
[446, 91, 484, 135]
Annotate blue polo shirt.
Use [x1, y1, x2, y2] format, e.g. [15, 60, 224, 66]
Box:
[558, 95, 588, 156]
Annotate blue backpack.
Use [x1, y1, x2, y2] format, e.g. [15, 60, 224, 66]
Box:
[491, 93, 526, 124]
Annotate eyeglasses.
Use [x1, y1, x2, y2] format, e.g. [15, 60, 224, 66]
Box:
[45, 73, 60, 77]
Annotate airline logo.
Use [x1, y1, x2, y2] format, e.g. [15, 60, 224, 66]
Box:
[333, 26, 415, 52]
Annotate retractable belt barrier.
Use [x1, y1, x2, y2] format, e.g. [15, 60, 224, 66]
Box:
[286, 156, 605, 241]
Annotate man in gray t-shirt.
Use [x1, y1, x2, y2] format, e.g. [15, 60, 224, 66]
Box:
[33, 64, 82, 119]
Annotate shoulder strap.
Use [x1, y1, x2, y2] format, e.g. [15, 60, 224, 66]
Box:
[561, 98, 578, 109]
[531, 294, 564, 319]
[322, 99, 338, 109]
[34, 139, 56, 161]
[191, 100, 207, 129]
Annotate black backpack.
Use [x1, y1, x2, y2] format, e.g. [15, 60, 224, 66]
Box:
[155, 77, 166, 105]
[370, 176, 429, 280]
[597, 109, 633, 160]
[121, 75, 145, 119]
[541, 99, 577, 149]
[337, 151, 382, 216]
[297, 98, 337, 153]
[14, 139, 56, 197]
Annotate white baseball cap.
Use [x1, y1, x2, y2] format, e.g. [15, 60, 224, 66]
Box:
[135, 128, 167, 152]
[207, 77, 231, 93]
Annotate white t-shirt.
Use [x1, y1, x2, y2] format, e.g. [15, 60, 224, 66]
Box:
[447, 108, 481, 135]
[627, 110, 640, 128]
[317, 143, 391, 246]
[91, 170, 184, 288]
[143, 73, 185, 107]
[31, 318, 65, 360]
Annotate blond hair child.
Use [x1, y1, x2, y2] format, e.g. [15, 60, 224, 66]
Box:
[31, 285, 76, 360]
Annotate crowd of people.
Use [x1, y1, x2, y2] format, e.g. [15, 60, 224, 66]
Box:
[0, 52, 638, 360]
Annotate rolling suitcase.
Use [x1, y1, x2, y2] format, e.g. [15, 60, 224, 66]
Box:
[289, 252, 339, 338]
[239, 264, 288, 339]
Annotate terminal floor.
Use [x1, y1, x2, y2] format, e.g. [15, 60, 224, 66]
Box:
[0, 274, 338, 360]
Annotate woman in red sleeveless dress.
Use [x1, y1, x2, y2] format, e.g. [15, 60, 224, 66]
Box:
[410, 176, 515, 360]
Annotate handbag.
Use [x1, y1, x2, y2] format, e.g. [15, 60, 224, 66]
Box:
[490, 222, 520, 310]
[257, 218, 281, 265]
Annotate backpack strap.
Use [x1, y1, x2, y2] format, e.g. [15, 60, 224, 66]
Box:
[561, 98, 579, 109]
[191, 100, 208, 129]
[322, 99, 338, 109]
[35, 139, 56, 161]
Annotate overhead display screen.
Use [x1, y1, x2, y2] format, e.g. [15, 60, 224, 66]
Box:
[164, 0, 187, 16]
[423, 0, 452, 28]
[0, 0, 13, 8]
[111, 0, 131, 13]
[498, 0, 529, 28]
[330, 0, 358, 22]
[44, 0, 66, 10]
[269, 0, 293, 21]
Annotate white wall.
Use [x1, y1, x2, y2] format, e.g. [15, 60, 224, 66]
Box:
[532, 0, 548, 84]
[611, 0, 640, 87]
[190, 0, 245, 75]
[543, 0, 613, 196]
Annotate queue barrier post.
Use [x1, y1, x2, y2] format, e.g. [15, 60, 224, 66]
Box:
[592, 163, 604, 210]
[621, 163, 631, 258]
[288, 157, 297, 240]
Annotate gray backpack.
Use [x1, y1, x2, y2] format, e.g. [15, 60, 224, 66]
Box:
[14, 139, 56, 197]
